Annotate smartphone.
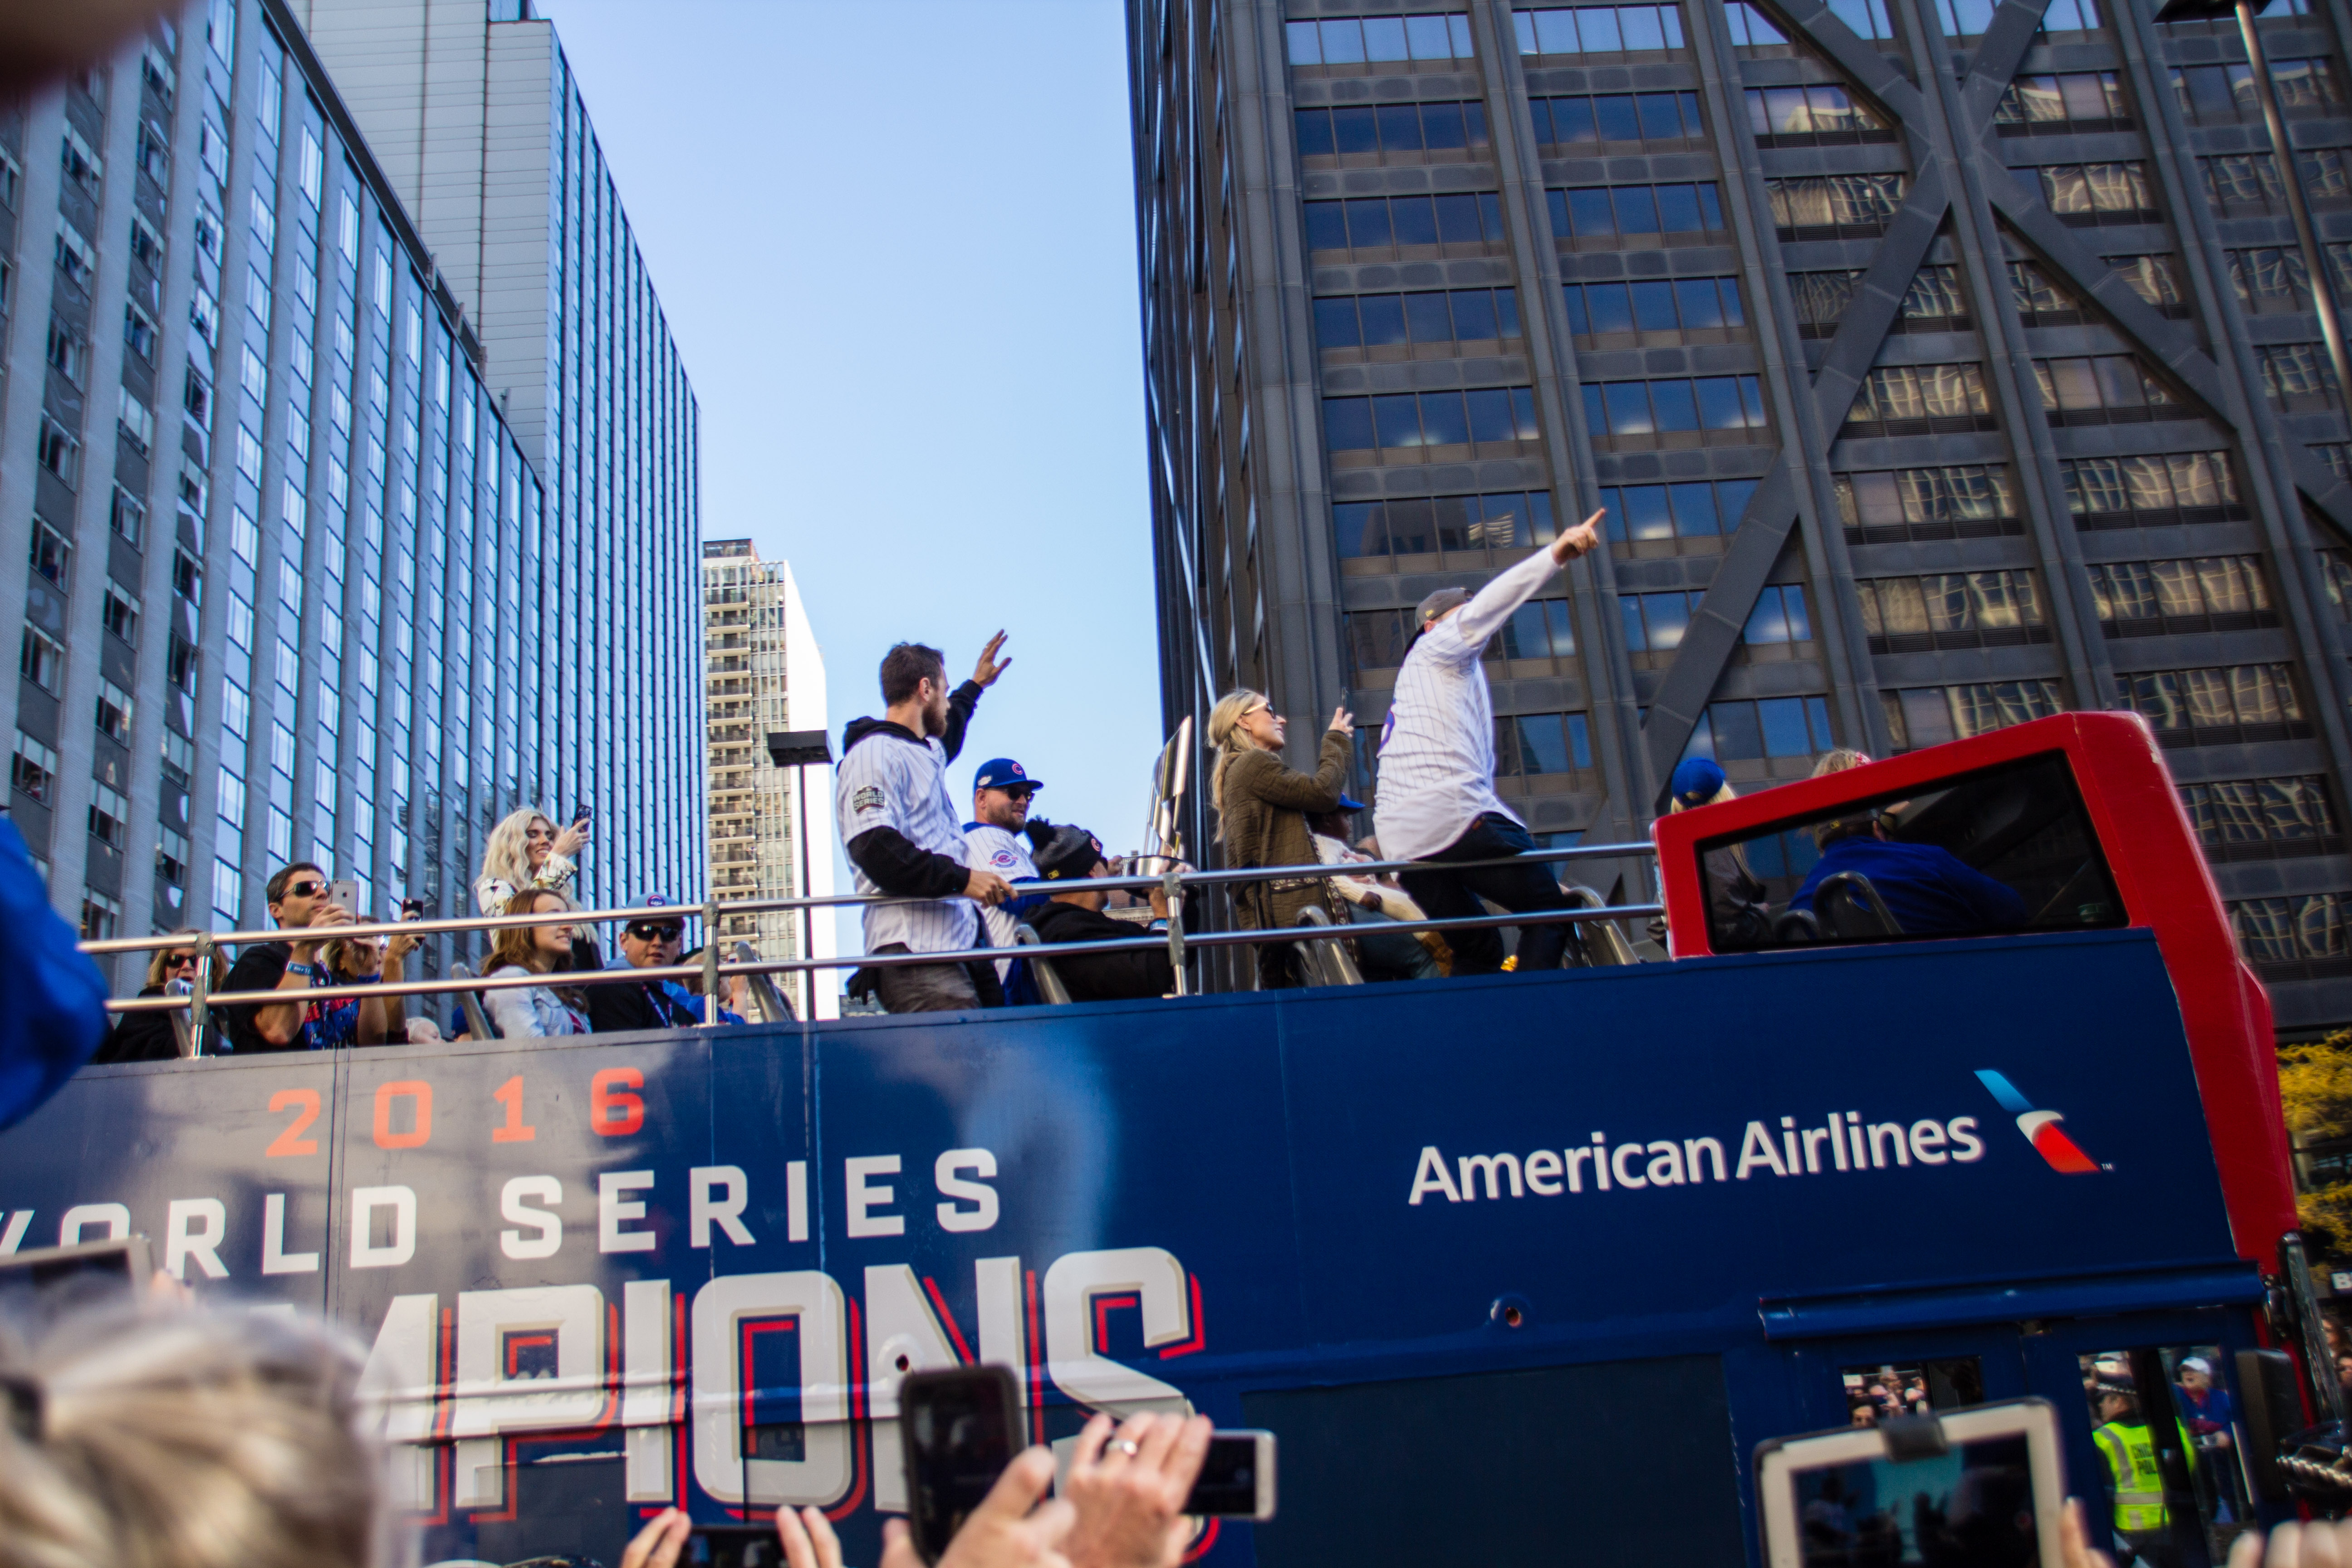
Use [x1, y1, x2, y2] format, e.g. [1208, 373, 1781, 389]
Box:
[0, 1235, 152, 1326]
[327, 878, 358, 912]
[573, 800, 593, 828]
[902, 1365, 1023, 1566]
[1186, 1430, 1277, 1520]
[683, 1524, 784, 1568]
[1753, 1398, 2064, 1568]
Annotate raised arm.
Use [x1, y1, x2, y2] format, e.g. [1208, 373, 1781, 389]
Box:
[1449, 510, 1605, 650]
[1229, 725, 1353, 813]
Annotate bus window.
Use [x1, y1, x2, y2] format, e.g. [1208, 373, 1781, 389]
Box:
[1699, 751, 2126, 950]
[2078, 1348, 2247, 1567]
[1842, 1358, 1985, 1426]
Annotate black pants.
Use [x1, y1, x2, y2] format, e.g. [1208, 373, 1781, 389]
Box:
[1400, 813, 1573, 976]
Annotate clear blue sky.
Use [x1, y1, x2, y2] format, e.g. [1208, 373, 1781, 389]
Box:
[534, 0, 1163, 958]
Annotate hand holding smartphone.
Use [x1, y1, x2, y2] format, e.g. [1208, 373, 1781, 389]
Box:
[327, 878, 358, 914]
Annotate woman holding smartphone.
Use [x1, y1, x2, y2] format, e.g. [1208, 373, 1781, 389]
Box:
[482, 890, 588, 1038]
[473, 806, 590, 917]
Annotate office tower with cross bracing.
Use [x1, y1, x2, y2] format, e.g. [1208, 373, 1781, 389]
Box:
[1130, 0, 2352, 1026]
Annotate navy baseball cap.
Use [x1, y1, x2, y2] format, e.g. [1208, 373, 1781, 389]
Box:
[973, 758, 1043, 793]
[1670, 757, 1728, 809]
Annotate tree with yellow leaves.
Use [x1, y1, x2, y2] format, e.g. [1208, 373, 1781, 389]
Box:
[2279, 1031, 2352, 1260]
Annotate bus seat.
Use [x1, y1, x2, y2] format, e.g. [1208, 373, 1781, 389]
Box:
[1292, 906, 1366, 985]
[449, 962, 499, 1039]
[1814, 872, 1904, 939]
[733, 941, 797, 1024]
[1013, 925, 1075, 1004]
[1772, 908, 1821, 944]
[1556, 882, 1637, 966]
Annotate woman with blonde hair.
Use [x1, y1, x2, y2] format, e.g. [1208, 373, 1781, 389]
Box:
[1207, 689, 1353, 988]
[1665, 756, 1767, 944]
[93, 931, 227, 1063]
[481, 889, 587, 1038]
[472, 806, 588, 916]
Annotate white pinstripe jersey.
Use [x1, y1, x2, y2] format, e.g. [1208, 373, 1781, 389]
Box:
[964, 823, 1038, 974]
[1373, 547, 1562, 861]
[836, 730, 979, 955]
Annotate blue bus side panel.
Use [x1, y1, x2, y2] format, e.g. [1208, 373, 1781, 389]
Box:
[0, 929, 2233, 1566]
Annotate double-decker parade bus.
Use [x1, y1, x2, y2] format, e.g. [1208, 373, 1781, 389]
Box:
[0, 709, 2328, 1566]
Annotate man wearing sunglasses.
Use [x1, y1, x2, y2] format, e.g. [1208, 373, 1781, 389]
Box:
[964, 758, 1045, 981]
[221, 862, 365, 1053]
[583, 897, 703, 1035]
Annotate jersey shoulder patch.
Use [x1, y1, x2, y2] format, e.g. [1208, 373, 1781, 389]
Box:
[991, 849, 1019, 868]
[850, 785, 887, 813]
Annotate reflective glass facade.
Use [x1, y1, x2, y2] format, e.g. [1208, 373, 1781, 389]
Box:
[0, 0, 698, 984]
[1131, 0, 2352, 1026]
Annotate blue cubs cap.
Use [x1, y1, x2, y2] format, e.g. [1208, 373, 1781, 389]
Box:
[642, 892, 671, 907]
[973, 758, 1043, 793]
[1337, 794, 1368, 811]
[1671, 757, 1728, 809]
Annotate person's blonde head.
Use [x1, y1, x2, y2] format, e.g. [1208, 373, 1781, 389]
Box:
[1812, 748, 1872, 778]
[0, 1304, 393, 1568]
[1668, 782, 1738, 814]
[1205, 689, 1272, 822]
[143, 931, 224, 991]
[481, 807, 560, 891]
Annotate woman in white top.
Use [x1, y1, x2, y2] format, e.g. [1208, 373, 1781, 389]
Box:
[472, 806, 589, 916]
[482, 889, 588, 1038]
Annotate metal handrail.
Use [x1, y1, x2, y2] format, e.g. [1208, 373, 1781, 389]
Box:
[83, 841, 1661, 1044]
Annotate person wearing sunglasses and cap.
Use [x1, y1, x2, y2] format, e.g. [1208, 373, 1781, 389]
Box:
[584, 897, 705, 1035]
[1371, 509, 1604, 977]
[1021, 823, 1183, 1003]
[964, 758, 1049, 988]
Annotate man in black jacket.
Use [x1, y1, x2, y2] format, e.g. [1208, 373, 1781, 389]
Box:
[1021, 823, 1181, 1003]
[835, 637, 1014, 1012]
[584, 900, 702, 1034]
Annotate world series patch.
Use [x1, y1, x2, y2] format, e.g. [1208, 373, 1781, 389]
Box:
[851, 786, 887, 813]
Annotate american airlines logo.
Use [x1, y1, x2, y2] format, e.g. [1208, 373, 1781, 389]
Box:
[1976, 1069, 2102, 1174]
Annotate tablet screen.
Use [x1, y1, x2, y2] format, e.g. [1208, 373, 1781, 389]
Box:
[1790, 1434, 2037, 1568]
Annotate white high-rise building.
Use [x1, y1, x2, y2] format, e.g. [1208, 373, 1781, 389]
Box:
[701, 539, 835, 1020]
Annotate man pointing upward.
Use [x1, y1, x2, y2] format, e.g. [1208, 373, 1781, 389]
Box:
[1373, 510, 1605, 976]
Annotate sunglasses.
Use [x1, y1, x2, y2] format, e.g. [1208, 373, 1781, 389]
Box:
[284, 878, 325, 899]
[993, 785, 1037, 801]
[627, 921, 685, 942]
[164, 954, 198, 970]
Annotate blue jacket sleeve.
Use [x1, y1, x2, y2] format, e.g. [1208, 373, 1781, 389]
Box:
[1941, 856, 2029, 931]
[0, 816, 109, 1130]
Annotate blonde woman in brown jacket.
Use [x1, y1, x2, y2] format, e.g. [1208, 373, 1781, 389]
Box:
[1208, 689, 1354, 988]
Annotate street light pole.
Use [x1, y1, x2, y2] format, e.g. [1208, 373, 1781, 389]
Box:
[766, 729, 834, 1019]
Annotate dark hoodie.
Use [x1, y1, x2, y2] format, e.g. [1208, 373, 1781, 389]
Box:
[839, 679, 987, 899]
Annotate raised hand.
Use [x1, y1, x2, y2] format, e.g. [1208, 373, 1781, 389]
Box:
[776, 1504, 847, 1568]
[1061, 1411, 1215, 1568]
[973, 631, 1014, 689]
[1328, 706, 1355, 737]
[1550, 508, 1605, 564]
[617, 1508, 693, 1568]
[878, 1446, 1076, 1568]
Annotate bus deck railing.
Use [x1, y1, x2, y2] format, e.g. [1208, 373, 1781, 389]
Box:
[76, 840, 1663, 1055]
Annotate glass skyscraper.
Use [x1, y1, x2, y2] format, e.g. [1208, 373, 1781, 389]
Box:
[1130, 0, 2352, 1027]
[0, 0, 700, 983]
[294, 0, 704, 914]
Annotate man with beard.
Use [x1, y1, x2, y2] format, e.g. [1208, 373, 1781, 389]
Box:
[836, 637, 1015, 1012]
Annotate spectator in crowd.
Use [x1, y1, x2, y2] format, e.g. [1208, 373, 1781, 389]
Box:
[1372, 510, 1605, 976]
[677, 946, 752, 1023]
[586, 901, 702, 1034]
[1790, 804, 2027, 937]
[0, 1302, 396, 1568]
[1022, 823, 1181, 1001]
[222, 863, 363, 1054]
[473, 807, 589, 916]
[319, 922, 422, 1048]
[837, 637, 1015, 1013]
[2175, 1356, 2234, 1448]
[0, 812, 108, 1125]
[482, 890, 588, 1038]
[1207, 689, 1353, 989]
[1307, 810, 1445, 980]
[94, 933, 225, 1064]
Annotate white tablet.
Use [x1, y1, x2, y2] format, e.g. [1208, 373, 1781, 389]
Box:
[1754, 1397, 2068, 1568]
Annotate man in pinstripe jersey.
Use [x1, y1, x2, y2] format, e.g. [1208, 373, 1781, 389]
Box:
[836, 637, 1015, 1013]
[1373, 510, 1603, 977]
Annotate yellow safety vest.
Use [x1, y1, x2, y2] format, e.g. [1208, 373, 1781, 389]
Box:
[2092, 1419, 2193, 1534]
